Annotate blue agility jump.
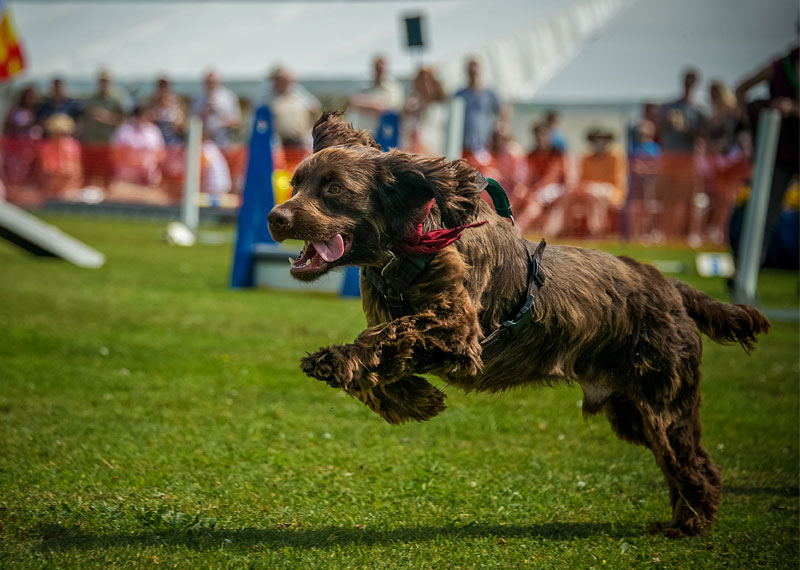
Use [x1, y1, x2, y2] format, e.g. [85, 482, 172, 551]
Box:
[230, 105, 276, 288]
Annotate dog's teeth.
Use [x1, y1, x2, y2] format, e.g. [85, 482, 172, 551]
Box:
[289, 257, 295, 265]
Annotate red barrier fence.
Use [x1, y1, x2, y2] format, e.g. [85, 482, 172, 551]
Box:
[2, 135, 795, 249]
[1, 136, 247, 209]
[465, 147, 762, 245]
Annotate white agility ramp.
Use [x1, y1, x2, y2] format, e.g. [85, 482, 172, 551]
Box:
[0, 201, 105, 268]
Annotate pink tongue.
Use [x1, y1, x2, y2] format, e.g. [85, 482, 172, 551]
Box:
[312, 234, 345, 262]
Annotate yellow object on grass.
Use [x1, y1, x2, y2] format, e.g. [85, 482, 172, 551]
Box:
[735, 179, 799, 211]
[273, 169, 292, 204]
[784, 181, 799, 210]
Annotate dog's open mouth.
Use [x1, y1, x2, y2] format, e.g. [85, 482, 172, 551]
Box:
[290, 233, 352, 275]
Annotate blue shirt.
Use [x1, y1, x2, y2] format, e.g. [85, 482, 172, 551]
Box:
[659, 99, 706, 152]
[630, 140, 661, 158]
[551, 130, 568, 152]
[454, 87, 501, 152]
[36, 97, 83, 123]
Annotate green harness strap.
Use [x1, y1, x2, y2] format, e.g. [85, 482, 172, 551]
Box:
[484, 176, 515, 224]
[782, 54, 799, 93]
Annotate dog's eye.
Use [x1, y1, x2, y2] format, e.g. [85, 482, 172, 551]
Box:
[327, 184, 342, 195]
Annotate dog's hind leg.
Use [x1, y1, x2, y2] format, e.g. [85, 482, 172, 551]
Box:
[634, 363, 721, 538]
[605, 379, 720, 538]
[643, 396, 721, 537]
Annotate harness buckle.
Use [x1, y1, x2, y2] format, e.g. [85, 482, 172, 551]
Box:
[380, 249, 401, 278]
[500, 293, 535, 334]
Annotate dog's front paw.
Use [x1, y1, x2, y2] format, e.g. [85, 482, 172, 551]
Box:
[300, 345, 359, 389]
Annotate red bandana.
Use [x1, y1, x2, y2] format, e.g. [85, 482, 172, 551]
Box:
[397, 200, 487, 256]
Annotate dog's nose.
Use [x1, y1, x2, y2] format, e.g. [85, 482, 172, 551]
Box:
[268, 208, 292, 229]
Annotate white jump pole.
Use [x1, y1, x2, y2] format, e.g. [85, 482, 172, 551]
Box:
[733, 109, 782, 306]
[181, 116, 203, 234]
[444, 97, 465, 161]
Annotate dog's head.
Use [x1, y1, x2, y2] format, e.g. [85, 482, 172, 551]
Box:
[267, 114, 484, 281]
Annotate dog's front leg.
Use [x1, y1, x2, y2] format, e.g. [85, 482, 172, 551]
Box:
[300, 305, 482, 391]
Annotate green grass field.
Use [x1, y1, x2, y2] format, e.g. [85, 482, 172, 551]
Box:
[1, 216, 798, 569]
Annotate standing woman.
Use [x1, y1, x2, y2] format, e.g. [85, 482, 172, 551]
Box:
[704, 80, 746, 245]
[148, 76, 186, 201]
[401, 67, 447, 155]
[2, 85, 43, 187]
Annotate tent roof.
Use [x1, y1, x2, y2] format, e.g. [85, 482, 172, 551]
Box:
[11, 1, 566, 80]
[531, 0, 799, 103]
[9, 0, 799, 102]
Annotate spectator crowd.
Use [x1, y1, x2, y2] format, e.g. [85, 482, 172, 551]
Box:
[1, 48, 797, 251]
[1, 69, 245, 206]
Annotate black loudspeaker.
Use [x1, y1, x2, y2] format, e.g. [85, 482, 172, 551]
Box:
[404, 15, 424, 48]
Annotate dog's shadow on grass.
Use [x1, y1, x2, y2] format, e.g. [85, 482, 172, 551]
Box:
[37, 520, 638, 552]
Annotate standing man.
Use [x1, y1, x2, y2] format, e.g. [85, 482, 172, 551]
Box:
[80, 69, 124, 190]
[265, 65, 321, 170]
[191, 70, 242, 148]
[654, 68, 708, 245]
[735, 45, 799, 257]
[148, 76, 186, 147]
[454, 58, 502, 167]
[348, 55, 405, 136]
[543, 110, 568, 152]
[36, 77, 82, 124]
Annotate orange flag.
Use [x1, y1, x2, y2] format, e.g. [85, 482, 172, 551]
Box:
[0, 1, 25, 81]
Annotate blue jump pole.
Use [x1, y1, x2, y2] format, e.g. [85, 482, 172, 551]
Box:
[374, 111, 400, 151]
[340, 263, 361, 298]
[230, 105, 275, 288]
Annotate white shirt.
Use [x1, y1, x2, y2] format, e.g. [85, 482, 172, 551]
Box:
[201, 140, 232, 196]
[191, 85, 242, 143]
[266, 86, 320, 146]
[348, 79, 405, 135]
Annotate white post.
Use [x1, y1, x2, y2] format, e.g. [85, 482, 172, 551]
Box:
[444, 96, 465, 161]
[181, 116, 203, 234]
[733, 109, 782, 306]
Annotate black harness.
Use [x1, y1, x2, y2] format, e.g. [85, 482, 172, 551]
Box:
[482, 238, 546, 346]
[364, 251, 436, 320]
[364, 177, 546, 340]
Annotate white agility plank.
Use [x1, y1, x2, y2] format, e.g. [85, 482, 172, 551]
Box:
[695, 252, 735, 278]
[0, 201, 105, 268]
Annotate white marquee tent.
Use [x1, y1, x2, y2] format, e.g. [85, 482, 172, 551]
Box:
[9, 0, 799, 104]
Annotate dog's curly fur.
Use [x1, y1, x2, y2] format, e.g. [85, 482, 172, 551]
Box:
[267, 112, 771, 538]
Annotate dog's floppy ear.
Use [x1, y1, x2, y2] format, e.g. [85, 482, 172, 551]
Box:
[312, 111, 382, 153]
[378, 150, 483, 228]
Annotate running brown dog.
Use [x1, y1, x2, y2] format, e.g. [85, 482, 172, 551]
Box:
[267, 112, 770, 537]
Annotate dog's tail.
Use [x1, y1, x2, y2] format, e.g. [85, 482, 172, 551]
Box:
[674, 280, 770, 352]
